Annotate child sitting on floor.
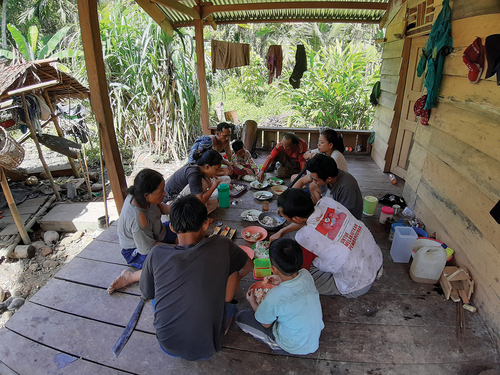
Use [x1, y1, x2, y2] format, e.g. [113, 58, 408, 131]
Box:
[236, 238, 324, 355]
[231, 140, 259, 178]
[139, 195, 253, 361]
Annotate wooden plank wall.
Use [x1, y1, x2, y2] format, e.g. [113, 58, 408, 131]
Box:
[371, 4, 407, 171]
[398, 8, 500, 345]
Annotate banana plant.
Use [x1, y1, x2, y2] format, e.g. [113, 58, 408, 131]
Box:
[0, 24, 79, 65]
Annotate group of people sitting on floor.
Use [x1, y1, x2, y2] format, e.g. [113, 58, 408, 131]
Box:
[107, 122, 382, 361]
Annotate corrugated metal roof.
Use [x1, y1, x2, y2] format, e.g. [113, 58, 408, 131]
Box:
[150, 0, 388, 28]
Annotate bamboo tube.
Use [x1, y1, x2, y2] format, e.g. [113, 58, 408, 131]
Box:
[0, 168, 30, 245]
[20, 93, 60, 200]
[78, 147, 92, 197]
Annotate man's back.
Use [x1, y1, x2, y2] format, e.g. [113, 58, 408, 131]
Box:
[321, 170, 363, 219]
[140, 236, 247, 361]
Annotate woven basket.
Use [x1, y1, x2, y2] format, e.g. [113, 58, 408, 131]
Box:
[0, 126, 25, 169]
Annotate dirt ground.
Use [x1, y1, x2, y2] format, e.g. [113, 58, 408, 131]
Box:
[0, 149, 184, 329]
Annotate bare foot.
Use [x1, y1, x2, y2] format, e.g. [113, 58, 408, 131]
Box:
[107, 269, 137, 294]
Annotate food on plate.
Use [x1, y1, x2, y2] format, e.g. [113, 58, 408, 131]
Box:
[252, 182, 266, 189]
[261, 215, 277, 226]
[244, 231, 251, 239]
[254, 240, 270, 259]
[242, 175, 257, 182]
[251, 232, 262, 241]
[253, 275, 282, 304]
[231, 184, 245, 191]
[220, 226, 230, 236]
[244, 213, 259, 221]
[228, 229, 236, 239]
[255, 192, 271, 200]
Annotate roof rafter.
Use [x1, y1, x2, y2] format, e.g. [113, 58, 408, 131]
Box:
[200, 1, 387, 19]
[174, 16, 380, 28]
[136, 0, 174, 36]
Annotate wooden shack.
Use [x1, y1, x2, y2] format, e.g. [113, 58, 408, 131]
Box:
[372, 0, 500, 345]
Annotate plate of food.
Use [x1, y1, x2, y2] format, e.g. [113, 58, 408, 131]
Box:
[252, 240, 270, 258]
[242, 226, 268, 243]
[266, 177, 284, 186]
[253, 191, 273, 200]
[240, 209, 262, 222]
[242, 174, 257, 182]
[250, 180, 269, 189]
[249, 275, 282, 305]
[229, 183, 248, 197]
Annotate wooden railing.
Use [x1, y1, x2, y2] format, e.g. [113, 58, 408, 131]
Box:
[210, 126, 372, 156]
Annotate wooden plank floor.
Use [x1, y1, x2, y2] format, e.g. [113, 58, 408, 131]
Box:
[1, 155, 499, 374]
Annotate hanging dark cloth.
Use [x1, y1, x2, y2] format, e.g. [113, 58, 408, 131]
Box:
[370, 81, 381, 106]
[416, 0, 453, 110]
[211, 40, 250, 73]
[289, 45, 307, 89]
[266, 45, 283, 84]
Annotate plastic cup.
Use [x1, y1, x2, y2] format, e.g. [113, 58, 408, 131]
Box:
[363, 196, 378, 216]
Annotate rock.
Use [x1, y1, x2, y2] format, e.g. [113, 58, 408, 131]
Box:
[50, 253, 59, 259]
[91, 183, 103, 192]
[54, 245, 65, 252]
[41, 246, 53, 256]
[11, 290, 22, 297]
[0, 286, 4, 302]
[3, 311, 13, 320]
[7, 297, 25, 310]
[32, 241, 46, 250]
[29, 263, 40, 272]
[88, 172, 100, 182]
[43, 260, 59, 268]
[44, 231, 60, 245]
[72, 230, 84, 240]
[23, 285, 32, 293]
[59, 236, 73, 246]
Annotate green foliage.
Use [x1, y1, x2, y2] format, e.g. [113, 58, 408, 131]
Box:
[276, 41, 380, 129]
[0, 23, 77, 62]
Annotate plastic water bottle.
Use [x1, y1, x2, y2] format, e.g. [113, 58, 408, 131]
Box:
[217, 184, 230, 208]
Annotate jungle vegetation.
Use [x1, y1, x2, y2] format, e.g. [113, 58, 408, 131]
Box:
[0, 0, 381, 160]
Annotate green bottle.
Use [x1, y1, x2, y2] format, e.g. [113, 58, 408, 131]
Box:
[218, 183, 230, 208]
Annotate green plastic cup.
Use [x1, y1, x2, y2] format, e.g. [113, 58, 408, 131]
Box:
[363, 196, 378, 216]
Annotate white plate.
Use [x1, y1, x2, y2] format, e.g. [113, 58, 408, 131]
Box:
[250, 180, 269, 189]
[240, 209, 262, 222]
[242, 175, 257, 182]
[253, 191, 273, 200]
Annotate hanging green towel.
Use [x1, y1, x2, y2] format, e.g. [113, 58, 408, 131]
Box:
[416, 0, 453, 110]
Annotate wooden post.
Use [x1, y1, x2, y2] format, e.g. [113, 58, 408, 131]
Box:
[194, 18, 210, 135]
[42, 91, 80, 177]
[77, 0, 127, 213]
[21, 94, 61, 200]
[0, 168, 30, 245]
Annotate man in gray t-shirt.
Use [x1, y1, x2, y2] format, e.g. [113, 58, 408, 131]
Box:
[294, 154, 363, 220]
[140, 196, 252, 361]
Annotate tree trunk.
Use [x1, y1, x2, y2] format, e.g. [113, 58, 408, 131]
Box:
[1, 0, 7, 49]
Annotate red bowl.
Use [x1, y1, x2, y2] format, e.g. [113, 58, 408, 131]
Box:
[239, 245, 254, 259]
[242, 226, 268, 243]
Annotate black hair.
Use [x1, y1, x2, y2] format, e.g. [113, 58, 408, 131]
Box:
[283, 132, 300, 145]
[306, 153, 339, 180]
[217, 122, 232, 132]
[192, 149, 223, 167]
[320, 128, 345, 154]
[232, 140, 244, 152]
[277, 188, 315, 219]
[127, 168, 164, 208]
[269, 238, 303, 276]
[170, 195, 208, 233]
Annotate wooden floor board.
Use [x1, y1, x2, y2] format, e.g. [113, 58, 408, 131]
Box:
[1, 154, 498, 374]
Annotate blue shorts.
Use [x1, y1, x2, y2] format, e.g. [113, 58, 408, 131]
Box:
[121, 221, 177, 269]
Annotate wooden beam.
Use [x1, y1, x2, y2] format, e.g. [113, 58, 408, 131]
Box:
[151, 0, 200, 19]
[0, 168, 31, 245]
[201, 1, 387, 18]
[194, 19, 210, 135]
[175, 17, 380, 28]
[42, 91, 80, 177]
[20, 93, 61, 200]
[206, 15, 217, 30]
[7, 80, 59, 96]
[134, 0, 174, 37]
[384, 37, 411, 173]
[77, 0, 127, 213]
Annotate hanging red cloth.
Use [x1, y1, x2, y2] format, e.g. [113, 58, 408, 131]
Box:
[266, 45, 283, 84]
